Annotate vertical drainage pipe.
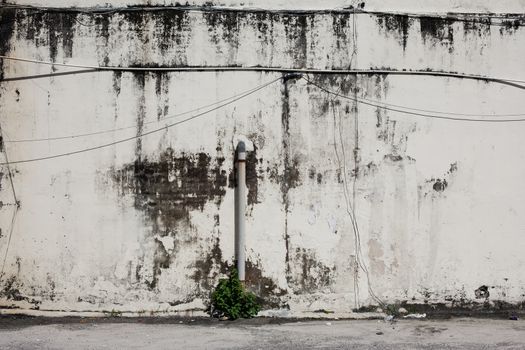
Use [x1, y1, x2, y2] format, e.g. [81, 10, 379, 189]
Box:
[235, 141, 247, 281]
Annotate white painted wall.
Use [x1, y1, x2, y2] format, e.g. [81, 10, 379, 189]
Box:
[5, 0, 525, 14]
[1, 2, 525, 316]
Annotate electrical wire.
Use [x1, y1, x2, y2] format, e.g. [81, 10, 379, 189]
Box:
[1, 69, 99, 82]
[0, 76, 282, 165]
[0, 125, 20, 284]
[6, 78, 282, 143]
[355, 94, 525, 117]
[2, 55, 525, 89]
[305, 77, 525, 122]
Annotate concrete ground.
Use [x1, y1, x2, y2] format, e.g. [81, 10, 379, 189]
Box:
[0, 316, 524, 349]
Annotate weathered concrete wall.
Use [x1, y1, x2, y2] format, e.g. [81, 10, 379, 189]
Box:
[1, 2, 525, 316]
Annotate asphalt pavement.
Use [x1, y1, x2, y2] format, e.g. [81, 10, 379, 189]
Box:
[0, 316, 524, 349]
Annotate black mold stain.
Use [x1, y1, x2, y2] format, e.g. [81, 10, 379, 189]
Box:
[249, 12, 269, 37]
[113, 148, 227, 235]
[500, 19, 522, 35]
[419, 17, 454, 49]
[462, 17, 491, 38]
[282, 14, 310, 68]
[152, 10, 191, 57]
[0, 8, 16, 80]
[357, 299, 525, 318]
[112, 71, 122, 96]
[245, 261, 288, 309]
[114, 149, 228, 290]
[376, 14, 413, 50]
[288, 248, 334, 294]
[432, 179, 448, 192]
[203, 11, 239, 45]
[281, 78, 292, 280]
[308, 166, 316, 180]
[309, 74, 356, 114]
[331, 13, 350, 41]
[154, 72, 171, 120]
[475, 285, 490, 299]
[45, 12, 77, 61]
[146, 238, 171, 289]
[0, 276, 40, 308]
[93, 13, 110, 42]
[384, 154, 403, 162]
[192, 236, 227, 295]
[15, 88, 20, 102]
[132, 72, 146, 158]
[316, 173, 323, 185]
[191, 240, 288, 308]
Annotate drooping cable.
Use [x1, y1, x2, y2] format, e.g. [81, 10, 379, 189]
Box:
[6, 78, 282, 143]
[2, 55, 525, 90]
[0, 76, 282, 165]
[304, 77, 525, 122]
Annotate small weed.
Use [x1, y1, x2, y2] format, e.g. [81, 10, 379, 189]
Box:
[210, 268, 260, 320]
[385, 304, 400, 317]
[105, 309, 122, 317]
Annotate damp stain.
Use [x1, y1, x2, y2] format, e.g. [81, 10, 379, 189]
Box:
[154, 72, 171, 120]
[287, 247, 334, 294]
[191, 239, 288, 308]
[281, 14, 310, 68]
[0, 8, 16, 80]
[191, 236, 227, 295]
[0, 276, 41, 308]
[112, 149, 228, 290]
[245, 260, 288, 308]
[278, 78, 303, 280]
[419, 16, 454, 49]
[152, 10, 191, 57]
[376, 14, 413, 50]
[203, 11, 240, 46]
[131, 72, 146, 158]
[499, 18, 523, 35]
[462, 17, 491, 38]
[146, 238, 171, 290]
[112, 148, 228, 235]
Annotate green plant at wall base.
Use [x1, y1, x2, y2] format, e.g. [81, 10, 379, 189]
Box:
[211, 268, 260, 320]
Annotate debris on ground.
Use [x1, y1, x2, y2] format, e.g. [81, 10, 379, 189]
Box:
[404, 313, 427, 319]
